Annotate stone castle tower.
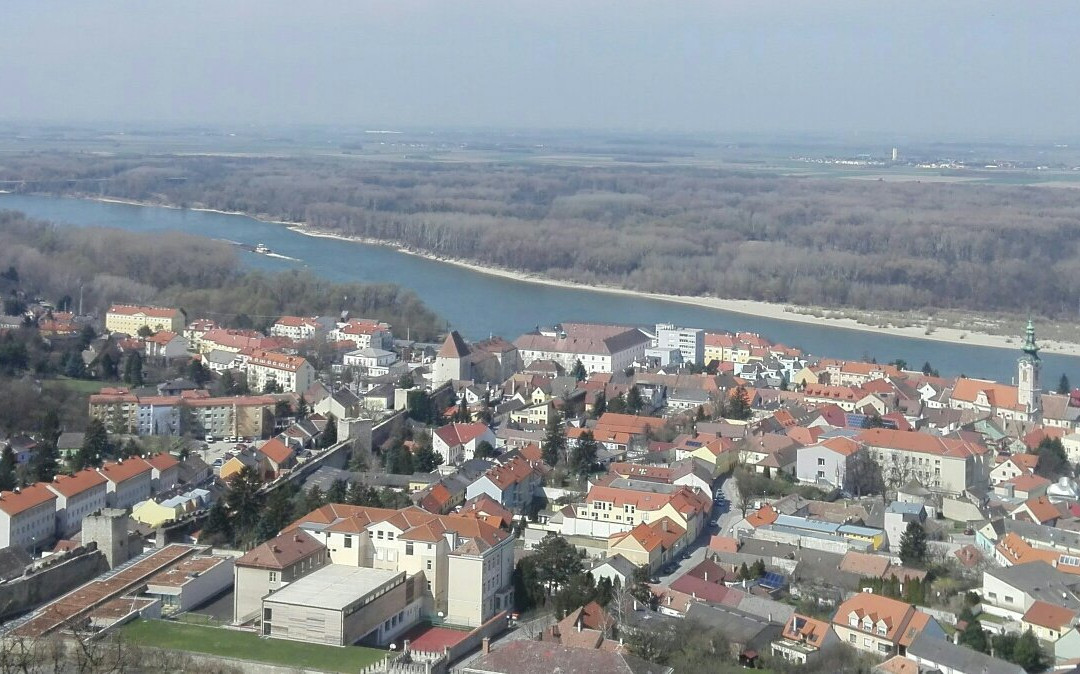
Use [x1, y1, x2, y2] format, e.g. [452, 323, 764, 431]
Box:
[1018, 319, 1041, 414]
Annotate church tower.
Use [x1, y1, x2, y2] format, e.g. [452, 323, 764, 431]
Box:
[1018, 319, 1041, 414]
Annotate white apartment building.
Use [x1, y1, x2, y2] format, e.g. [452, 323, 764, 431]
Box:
[0, 484, 58, 552]
[856, 428, 991, 495]
[343, 348, 398, 376]
[270, 316, 327, 341]
[46, 469, 109, 537]
[105, 304, 185, 335]
[513, 323, 650, 374]
[293, 504, 515, 628]
[244, 350, 315, 393]
[98, 459, 153, 510]
[654, 324, 704, 366]
[329, 320, 393, 350]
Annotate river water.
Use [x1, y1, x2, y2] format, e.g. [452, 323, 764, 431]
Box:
[1, 192, 1076, 384]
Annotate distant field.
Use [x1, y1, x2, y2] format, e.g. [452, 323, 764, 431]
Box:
[45, 377, 104, 395]
[122, 619, 389, 673]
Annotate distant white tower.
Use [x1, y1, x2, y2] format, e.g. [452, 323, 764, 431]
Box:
[891, 147, 899, 162]
[1017, 319, 1041, 414]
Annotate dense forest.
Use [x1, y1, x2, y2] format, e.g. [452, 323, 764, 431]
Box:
[0, 210, 443, 338]
[4, 153, 1080, 317]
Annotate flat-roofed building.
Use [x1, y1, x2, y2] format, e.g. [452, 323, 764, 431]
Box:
[144, 554, 234, 615]
[261, 566, 421, 647]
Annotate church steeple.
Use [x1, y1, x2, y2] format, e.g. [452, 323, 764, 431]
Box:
[1021, 318, 1040, 360]
[1018, 318, 1041, 415]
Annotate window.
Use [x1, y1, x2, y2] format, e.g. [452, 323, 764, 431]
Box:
[344, 535, 353, 549]
[863, 638, 872, 647]
[269, 571, 277, 582]
[264, 608, 272, 621]
[848, 634, 856, 644]
[406, 542, 414, 555]
[817, 458, 826, 466]
[878, 644, 890, 653]
[876, 625, 887, 636]
[1005, 595, 1014, 604]
[426, 560, 433, 570]
[849, 616, 858, 628]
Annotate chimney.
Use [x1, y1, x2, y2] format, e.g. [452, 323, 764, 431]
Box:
[481, 637, 490, 655]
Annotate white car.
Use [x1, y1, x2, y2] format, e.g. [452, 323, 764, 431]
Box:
[204, 434, 215, 443]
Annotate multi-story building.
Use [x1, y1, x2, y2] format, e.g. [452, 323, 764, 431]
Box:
[46, 469, 108, 537]
[0, 484, 58, 552]
[464, 455, 542, 514]
[654, 324, 704, 366]
[244, 349, 315, 393]
[89, 389, 280, 439]
[289, 503, 515, 628]
[342, 348, 398, 376]
[856, 428, 991, 495]
[98, 458, 153, 510]
[514, 323, 650, 374]
[270, 316, 329, 341]
[578, 480, 711, 540]
[432, 422, 496, 465]
[233, 529, 329, 623]
[328, 319, 392, 350]
[831, 593, 943, 657]
[105, 304, 185, 335]
[795, 437, 863, 490]
[770, 613, 838, 666]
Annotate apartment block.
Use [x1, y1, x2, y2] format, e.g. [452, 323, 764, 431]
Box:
[105, 304, 185, 335]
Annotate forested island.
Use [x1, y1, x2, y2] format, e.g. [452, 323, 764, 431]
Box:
[3, 152, 1080, 319]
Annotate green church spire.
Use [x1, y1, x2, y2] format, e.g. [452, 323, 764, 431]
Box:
[1022, 318, 1040, 359]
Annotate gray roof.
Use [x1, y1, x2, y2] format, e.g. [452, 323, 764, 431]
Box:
[1004, 518, 1080, 551]
[684, 602, 781, 646]
[886, 501, 926, 516]
[264, 566, 403, 610]
[592, 553, 637, 579]
[204, 349, 238, 366]
[907, 631, 1024, 674]
[56, 432, 85, 450]
[985, 561, 1080, 610]
[463, 640, 672, 674]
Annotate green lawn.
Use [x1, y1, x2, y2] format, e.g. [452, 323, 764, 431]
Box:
[122, 619, 390, 673]
[45, 376, 105, 395]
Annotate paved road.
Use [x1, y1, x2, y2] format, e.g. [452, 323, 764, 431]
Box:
[656, 474, 741, 585]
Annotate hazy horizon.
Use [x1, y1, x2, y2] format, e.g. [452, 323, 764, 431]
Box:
[2, 1, 1078, 141]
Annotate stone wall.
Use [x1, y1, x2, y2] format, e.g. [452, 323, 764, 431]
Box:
[0, 547, 109, 621]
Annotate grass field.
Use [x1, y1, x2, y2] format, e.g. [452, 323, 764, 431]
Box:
[44, 376, 104, 395]
[122, 619, 390, 673]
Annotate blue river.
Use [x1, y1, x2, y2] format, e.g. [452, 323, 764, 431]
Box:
[1, 192, 1076, 384]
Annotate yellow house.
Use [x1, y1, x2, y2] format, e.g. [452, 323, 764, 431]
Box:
[839, 525, 885, 551]
[607, 517, 684, 572]
[510, 400, 553, 427]
[791, 366, 822, 388]
[105, 304, 185, 335]
[132, 500, 182, 528]
[1021, 600, 1076, 643]
[580, 484, 711, 541]
[219, 453, 261, 482]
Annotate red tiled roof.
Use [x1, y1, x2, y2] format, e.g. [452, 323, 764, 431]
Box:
[434, 422, 490, 447]
[236, 530, 323, 570]
[97, 458, 152, 485]
[46, 469, 108, 498]
[0, 483, 57, 516]
[107, 304, 180, 318]
[1022, 600, 1077, 630]
[258, 438, 294, 466]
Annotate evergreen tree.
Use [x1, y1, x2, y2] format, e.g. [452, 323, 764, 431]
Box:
[750, 559, 766, 578]
[187, 359, 211, 387]
[1010, 629, 1047, 672]
[958, 619, 989, 654]
[99, 352, 118, 380]
[318, 414, 338, 448]
[413, 442, 444, 473]
[0, 446, 16, 491]
[454, 401, 472, 423]
[474, 440, 498, 459]
[384, 445, 415, 474]
[225, 465, 265, 545]
[606, 394, 626, 414]
[626, 386, 645, 414]
[326, 479, 348, 504]
[347, 482, 378, 506]
[303, 485, 326, 514]
[629, 565, 658, 610]
[74, 418, 109, 470]
[571, 359, 587, 381]
[201, 501, 234, 545]
[64, 350, 85, 378]
[120, 438, 142, 459]
[738, 562, 752, 580]
[1060, 373, 1072, 395]
[570, 430, 599, 475]
[255, 487, 295, 542]
[542, 412, 566, 467]
[899, 521, 928, 568]
[592, 391, 607, 419]
[123, 351, 144, 387]
[727, 386, 752, 420]
[1035, 437, 1070, 479]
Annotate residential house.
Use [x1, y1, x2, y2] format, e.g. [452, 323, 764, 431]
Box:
[883, 502, 926, 551]
[607, 517, 685, 571]
[146, 452, 180, 495]
[464, 455, 542, 514]
[269, 316, 328, 341]
[459, 641, 672, 674]
[343, 348, 398, 376]
[796, 436, 863, 490]
[590, 553, 637, 588]
[432, 422, 496, 465]
[257, 438, 296, 479]
[771, 613, 839, 666]
[1011, 496, 1063, 526]
[46, 469, 108, 537]
[328, 319, 392, 350]
[831, 592, 943, 657]
[142, 331, 189, 361]
[578, 481, 711, 540]
[1021, 600, 1077, 643]
[905, 631, 1025, 674]
[982, 561, 1080, 621]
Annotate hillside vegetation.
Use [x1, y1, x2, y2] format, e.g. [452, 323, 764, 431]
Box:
[4, 153, 1080, 317]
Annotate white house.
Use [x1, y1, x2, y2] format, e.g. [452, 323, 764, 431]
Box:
[513, 323, 650, 374]
[464, 456, 542, 513]
[98, 458, 154, 511]
[243, 350, 315, 393]
[432, 423, 496, 465]
[795, 437, 862, 490]
[343, 348, 398, 376]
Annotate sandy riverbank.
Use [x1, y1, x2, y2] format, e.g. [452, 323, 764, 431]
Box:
[37, 194, 1080, 356]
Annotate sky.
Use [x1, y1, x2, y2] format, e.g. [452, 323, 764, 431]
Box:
[1, 1, 1077, 139]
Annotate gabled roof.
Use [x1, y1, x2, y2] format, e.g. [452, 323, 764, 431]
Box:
[146, 452, 179, 472]
[0, 483, 57, 516]
[236, 529, 324, 570]
[833, 593, 924, 644]
[434, 422, 490, 447]
[258, 438, 295, 466]
[438, 331, 471, 358]
[1022, 599, 1077, 630]
[780, 613, 831, 648]
[46, 469, 108, 498]
[97, 458, 153, 485]
[856, 428, 988, 458]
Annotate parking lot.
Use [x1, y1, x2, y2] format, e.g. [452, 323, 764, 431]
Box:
[200, 439, 256, 473]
